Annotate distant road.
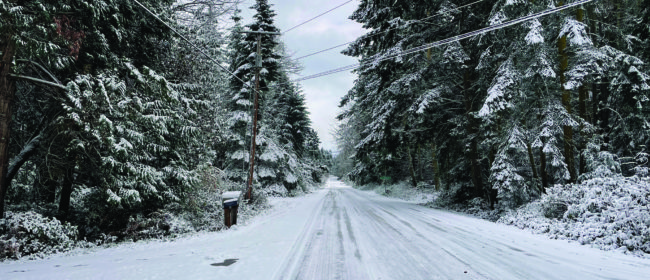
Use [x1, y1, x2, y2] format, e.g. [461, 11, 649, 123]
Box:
[2, 178, 650, 280]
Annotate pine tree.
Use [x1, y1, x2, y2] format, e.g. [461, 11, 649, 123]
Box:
[223, 0, 284, 184]
[224, 0, 323, 193]
[0, 0, 229, 232]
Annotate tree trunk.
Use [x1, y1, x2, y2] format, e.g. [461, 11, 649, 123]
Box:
[4, 132, 43, 192]
[406, 145, 417, 188]
[578, 84, 588, 175]
[58, 161, 75, 220]
[526, 141, 538, 179]
[576, 6, 590, 177]
[0, 32, 16, 218]
[430, 143, 441, 191]
[417, 144, 423, 182]
[539, 146, 549, 192]
[45, 177, 57, 203]
[558, 20, 577, 183]
[463, 68, 484, 196]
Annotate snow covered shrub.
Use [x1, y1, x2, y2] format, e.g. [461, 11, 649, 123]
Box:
[633, 147, 649, 177]
[538, 185, 571, 219]
[122, 210, 194, 241]
[260, 183, 289, 197]
[231, 190, 270, 226]
[0, 211, 78, 259]
[579, 148, 621, 181]
[183, 166, 224, 231]
[500, 175, 650, 257]
[542, 199, 568, 219]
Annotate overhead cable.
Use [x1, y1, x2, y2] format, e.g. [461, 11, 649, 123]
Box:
[293, 0, 489, 61]
[292, 64, 359, 83]
[283, 0, 354, 34]
[132, 0, 256, 94]
[287, 0, 594, 84]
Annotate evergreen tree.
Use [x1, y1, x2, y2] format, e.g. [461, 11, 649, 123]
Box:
[224, 0, 281, 184]
[339, 0, 649, 209]
[0, 0, 238, 236]
[224, 0, 324, 193]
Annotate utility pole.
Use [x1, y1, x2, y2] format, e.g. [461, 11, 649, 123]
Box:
[238, 30, 280, 201]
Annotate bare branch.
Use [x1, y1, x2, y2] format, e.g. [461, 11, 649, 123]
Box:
[16, 59, 61, 85]
[9, 73, 66, 90]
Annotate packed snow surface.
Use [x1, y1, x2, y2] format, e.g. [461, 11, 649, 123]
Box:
[3, 178, 650, 279]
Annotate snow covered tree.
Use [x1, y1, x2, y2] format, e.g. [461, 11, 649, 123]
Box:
[477, 0, 563, 203]
[588, 0, 650, 174]
[223, 0, 282, 185]
[0, 0, 179, 217]
[339, 0, 650, 209]
[0, 0, 246, 237]
[223, 0, 324, 194]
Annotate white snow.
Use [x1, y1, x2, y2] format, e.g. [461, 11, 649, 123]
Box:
[558, 18, 593, 47]
[479, 58, 517, 117]
[489, 11, 507, 26]
[525, 19, 544, 45]
[222, 191, 241, 201]
[3, 178, 650, 279]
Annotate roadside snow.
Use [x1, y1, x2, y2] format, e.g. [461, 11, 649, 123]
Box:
[0, 190, 327, 280]
[499, 175, 650, 258]
[3, 178, 650, 280]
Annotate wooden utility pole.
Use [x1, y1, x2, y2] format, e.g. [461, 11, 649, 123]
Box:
[238, 30, 280, 201]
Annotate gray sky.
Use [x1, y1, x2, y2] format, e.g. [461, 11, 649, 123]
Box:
[240, 0, 366, 152]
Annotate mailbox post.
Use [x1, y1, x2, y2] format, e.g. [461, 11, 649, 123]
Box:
[222, 191, 241, 228]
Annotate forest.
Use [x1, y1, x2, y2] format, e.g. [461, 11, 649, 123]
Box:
[1, 0, 650, 260]
[333, 0, 649, 208]
[331, 0, 650, 255]
[0, 0, 330, 259]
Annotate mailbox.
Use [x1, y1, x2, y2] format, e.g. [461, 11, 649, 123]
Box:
[222, 191, 241, 228]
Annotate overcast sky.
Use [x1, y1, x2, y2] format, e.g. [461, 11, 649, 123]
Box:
[238, 0, 366, 152]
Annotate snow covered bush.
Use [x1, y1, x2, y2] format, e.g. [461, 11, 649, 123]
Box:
[232, 190, 270, 226]
[183, 166, 226, 232]
[122, 210, 194, 241]
[500, 175, 650, 257]
[260, 183, 289, 197]
[0, 211, 78, 259]
[633, 148, 649, 177]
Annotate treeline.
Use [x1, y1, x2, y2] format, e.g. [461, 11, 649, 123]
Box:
[334, 0, 650, 208]
[0, 0, 328, 246]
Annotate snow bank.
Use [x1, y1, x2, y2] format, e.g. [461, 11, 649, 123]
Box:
[0, 212, 80, 260]
[355, 181, 438, 204]
[0, 185, 273, 261]
[499, 175, 650, 258]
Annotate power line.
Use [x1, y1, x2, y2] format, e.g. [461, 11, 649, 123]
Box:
[287, 0, 594, 85]
[293, 64, 358, 83]
[292, 0, 489, 61]
[283, 0, 354, 34]
[294, 41, 352, 61]
[131, 0, 257, 95]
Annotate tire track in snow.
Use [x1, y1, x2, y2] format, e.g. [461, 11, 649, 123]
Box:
[272, 189, 328, 280]
[275, 180, 650, 280]
[343, 188, 471, 279]
[279, 188, 369, 280]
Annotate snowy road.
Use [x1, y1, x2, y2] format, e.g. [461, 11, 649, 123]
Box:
[3, 178, 650, 280]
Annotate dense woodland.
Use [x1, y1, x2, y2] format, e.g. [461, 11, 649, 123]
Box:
[333, 0, 650, 209]
[1, 0, 650, 260]
[0, 0, 330, 257]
